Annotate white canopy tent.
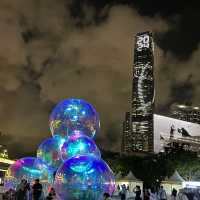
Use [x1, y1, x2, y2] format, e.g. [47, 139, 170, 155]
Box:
[116, 171, 143, 192]
[162, 170, 184, 195]
[114, 171, 143, 199]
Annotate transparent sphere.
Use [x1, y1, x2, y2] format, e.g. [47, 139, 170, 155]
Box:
[4, 157, 51, 194]
[37, 136, 66, 171]
[61, 133, 101, 161]
[54, 155, 115, 200]
[49, 99, 100, 138]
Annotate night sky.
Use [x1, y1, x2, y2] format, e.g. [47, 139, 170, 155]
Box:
[0, 0, 200, 158]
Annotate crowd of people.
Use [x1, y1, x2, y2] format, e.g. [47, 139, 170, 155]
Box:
[2, 179, 57, 200]
[113, 185, 200, 200]
[2, 180, 200, 200]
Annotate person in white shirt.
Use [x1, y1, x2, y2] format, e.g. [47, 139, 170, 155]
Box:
[158, 186, 167, 200]
[150, 188, 158, 200]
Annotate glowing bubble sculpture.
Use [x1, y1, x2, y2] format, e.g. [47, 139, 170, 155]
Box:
[49, 99, 100, 138]
[61, 133, 101, 161]
[54, 155, 115, 200]
[37, 136, 66, 172]
[4, 157, 50, 193]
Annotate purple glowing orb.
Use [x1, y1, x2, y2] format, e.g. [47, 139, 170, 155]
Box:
[54, 155, 115, 200]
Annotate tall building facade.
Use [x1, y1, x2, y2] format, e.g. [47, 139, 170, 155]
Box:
[131, 31, 155, 153]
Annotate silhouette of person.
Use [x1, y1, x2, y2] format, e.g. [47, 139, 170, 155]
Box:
[170, 125, 175, 139]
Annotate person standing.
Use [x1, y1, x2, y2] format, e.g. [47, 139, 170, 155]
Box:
[46, 188, 57, 200]
[158, 186, 167, 200]
[171, 188, 177, 200]
[119, 184, 126, 200]
[22, 180, 31, 200]
[3, 191, 9, 200]
[16, 179, 27, 200]
[134, 186, 142, 200]
[177, 191, 188, 200]
[193, 190, 200, 200]
[144, 189, 150, 200]
[4, 189, 15, 200]
[150, 188, 158, 200]
[170, 125, 175, 139]
[103, 193, 112, 200]
[32, 179, 43, 200]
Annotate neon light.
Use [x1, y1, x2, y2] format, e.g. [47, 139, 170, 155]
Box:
[0, 158, 15, 164]
[0, 169, 7, 172]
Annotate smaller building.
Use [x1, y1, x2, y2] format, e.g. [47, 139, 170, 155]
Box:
[0, 145, 14, 188]
[170, 104, 200, 124]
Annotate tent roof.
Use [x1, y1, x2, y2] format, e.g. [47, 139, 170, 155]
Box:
[115, 172, 122, 180]
[164, 170, 185, 183]
[123, 171, 141, 182]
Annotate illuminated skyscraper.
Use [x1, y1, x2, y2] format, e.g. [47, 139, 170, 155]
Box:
[131, 31, 155, 153]
[121, 32, 200, 155]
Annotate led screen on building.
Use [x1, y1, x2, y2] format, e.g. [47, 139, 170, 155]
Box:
[131, 31, 154, 153]
[154, 114, 200, 153]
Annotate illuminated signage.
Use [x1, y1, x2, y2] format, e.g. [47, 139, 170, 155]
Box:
[136, 34, 150, 51]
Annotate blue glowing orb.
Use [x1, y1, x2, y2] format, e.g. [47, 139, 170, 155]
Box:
[61, 133, 101, 161]
[37, 136, 66, 172]
[54, 155, 115, 200]
[49, 99, 100, 138]
[4, 157, 51, 194]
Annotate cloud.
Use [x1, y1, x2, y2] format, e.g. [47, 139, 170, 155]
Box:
[0, 1, 198, 156]
[154, 44, 200, 109]
[38, 5, 169, 151]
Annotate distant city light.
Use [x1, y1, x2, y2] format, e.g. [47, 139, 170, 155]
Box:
[178, 105, 186, 108]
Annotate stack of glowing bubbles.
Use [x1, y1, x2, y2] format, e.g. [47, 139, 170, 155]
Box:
[51, 99, 115, 200]
[4, 157, 50, 193]
[4, 98, 115, 200]
[49, 99, 100, 138]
